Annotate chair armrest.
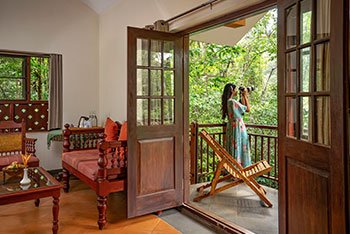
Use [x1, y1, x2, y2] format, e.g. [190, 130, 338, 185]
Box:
[97, 140, 127, 182]
[24, 137, 37, 155]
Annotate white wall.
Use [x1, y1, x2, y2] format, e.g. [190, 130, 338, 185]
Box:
[0, 0, 99, 170]
[98, 0, 264, 122]
[0, 0, 264, 170]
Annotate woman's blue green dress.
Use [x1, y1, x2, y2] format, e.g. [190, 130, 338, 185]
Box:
[225, 99, 251, 167]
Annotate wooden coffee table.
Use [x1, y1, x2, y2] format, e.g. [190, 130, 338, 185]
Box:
[0, 167, 62, 234]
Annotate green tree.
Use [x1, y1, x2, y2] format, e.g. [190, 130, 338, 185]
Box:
[189, 9, 278, 127]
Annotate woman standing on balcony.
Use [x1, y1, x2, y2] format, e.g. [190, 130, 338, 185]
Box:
[221, 83, 251, 167]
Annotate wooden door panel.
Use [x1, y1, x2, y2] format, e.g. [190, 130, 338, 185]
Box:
[286, 158, 329, 234]
[278, 0, 346, 233]
[127, 27, 184, 218]
[138, 137, 175, 195]
[285, 139, 329, 170]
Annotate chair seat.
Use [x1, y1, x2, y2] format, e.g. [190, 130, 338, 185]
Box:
[0, 154, 40, 170]
[62, 149, 124, 181]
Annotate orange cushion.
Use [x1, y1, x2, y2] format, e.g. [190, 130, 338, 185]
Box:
[0, 133, 22, 152]
[104, 117, 119, 141]
[118, 121, 127, 141]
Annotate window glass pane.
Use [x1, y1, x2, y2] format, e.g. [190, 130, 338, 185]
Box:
[0, 78, 25, 100]
[137, 69, 148, 96]
[164, 99, 174, 125]
[300, 96, 312, 141]
[137, 99, 148, 126]
[286, 51, 297, 93]
[300, 0, 312, 44]
[316, 43, 330, 91]
[316, 96, 330, 145]
[150, 70, 161, 96]
[164, 70, 174, 96]
[0, 56, 24, 78]
[137, 39, 148, 66]
[150, 99, 161, 125]
[30, 57, 49, 101]
[300, 47, 311, 92]
[316, 0, 331, 39]
[163, 41, 174, 68]
[286, 5, 297, 49]
[286, 97, 297, 138]
[150, 40, 162, 67]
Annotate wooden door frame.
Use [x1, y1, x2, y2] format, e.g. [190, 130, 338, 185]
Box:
[179, 0, 277, 233]
[178, 0, 349, 233]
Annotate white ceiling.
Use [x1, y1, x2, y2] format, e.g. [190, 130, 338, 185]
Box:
[191, 12, 265, 46]
[80, 0, 121, 14]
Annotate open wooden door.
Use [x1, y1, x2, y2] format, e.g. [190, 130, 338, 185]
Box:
[127, 27, 184, 218]
[278, 0, 347, 233]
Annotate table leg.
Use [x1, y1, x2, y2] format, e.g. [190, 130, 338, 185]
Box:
[35, 199, 40, 207]
[52, 196, 59, 234]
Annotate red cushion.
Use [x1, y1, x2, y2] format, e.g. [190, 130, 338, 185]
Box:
[0, 154, 40, 170]
[62, 150, 119, 181]
[104, 117, 119, 141]
[118, 121, 127, 141]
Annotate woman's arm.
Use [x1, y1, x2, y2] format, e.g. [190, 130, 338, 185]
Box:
[241, 90, 251, 112]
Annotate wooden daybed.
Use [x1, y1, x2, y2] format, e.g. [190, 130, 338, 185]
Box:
[61, 123, 127, 230]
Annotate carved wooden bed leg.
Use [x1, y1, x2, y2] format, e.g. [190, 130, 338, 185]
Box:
[62, 168, 70, 193]
[97, 195, 107, 230]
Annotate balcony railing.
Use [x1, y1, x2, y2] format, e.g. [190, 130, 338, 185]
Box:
[190, 122, 278, 186]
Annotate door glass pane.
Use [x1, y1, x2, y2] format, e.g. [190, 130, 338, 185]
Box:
[163, 99, 174, 125]
[137, 99, 149, 126]
[286, 97, 297, 138]
[300, 96, 311, 141]
[150, 70, 161, 96]
[286, 51, 297, 93]
[137, 39, 148, 66]
[150, 99, 161, 125]
[300, 47, 311, 92]
[164, 70, 174, 96]
[150, 40, 162, 67]
[163, 41, 174, 68]
[300, 0, 312, 44]
[316, 96, 330, 145]
[137, 69, 148, 96]
[316, 0, 331, 39]
[286, 5, 297, 49]
[316, 43, 330, 91]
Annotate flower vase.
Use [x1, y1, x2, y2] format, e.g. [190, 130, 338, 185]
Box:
[20, 168, 31, 185]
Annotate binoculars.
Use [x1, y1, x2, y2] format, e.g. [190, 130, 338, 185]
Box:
[239, 86, 255, 92]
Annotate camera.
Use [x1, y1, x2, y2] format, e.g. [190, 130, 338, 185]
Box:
[239, 86, 255, 93]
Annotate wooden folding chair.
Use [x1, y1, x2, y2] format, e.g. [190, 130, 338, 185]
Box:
[193, 129, 273, 207]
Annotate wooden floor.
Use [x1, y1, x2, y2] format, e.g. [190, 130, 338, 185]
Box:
[0, 180, 180, 234]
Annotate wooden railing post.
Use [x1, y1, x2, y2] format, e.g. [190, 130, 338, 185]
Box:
[190, 122, 198, 184]
[223, 123, 227, 149]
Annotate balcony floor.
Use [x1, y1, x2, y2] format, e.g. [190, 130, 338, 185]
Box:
[190, 182, 278, 234]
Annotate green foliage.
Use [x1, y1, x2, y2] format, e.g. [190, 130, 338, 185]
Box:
[189, 9, 278, 126]
[30, 57, 49, 101]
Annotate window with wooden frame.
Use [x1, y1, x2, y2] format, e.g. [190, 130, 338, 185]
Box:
[0, 53, 49, 131]
[285, 0, 331, 145]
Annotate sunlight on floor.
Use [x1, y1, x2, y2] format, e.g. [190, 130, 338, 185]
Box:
[0, 180, 180, 234]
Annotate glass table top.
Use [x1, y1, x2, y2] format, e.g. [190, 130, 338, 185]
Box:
[0, 167, 58, 195]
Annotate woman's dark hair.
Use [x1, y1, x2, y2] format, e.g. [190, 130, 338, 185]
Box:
[221, 83, 236, 120]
